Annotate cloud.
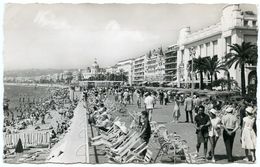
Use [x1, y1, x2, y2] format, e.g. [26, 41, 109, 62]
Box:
[33, 10, 71, 30]
[104, 20, 146, 42]
[105, 20, 121, 31]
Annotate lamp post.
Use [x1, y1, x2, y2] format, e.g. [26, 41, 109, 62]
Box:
[189, 47, 196, 96]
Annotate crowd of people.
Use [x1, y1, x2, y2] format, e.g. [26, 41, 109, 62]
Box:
[103, 86, 257, 163]
[4, 84, 257, 164]
[3, 87, 79, 159]
[85, 88, 152, 162]
[134, 89, 257, 163]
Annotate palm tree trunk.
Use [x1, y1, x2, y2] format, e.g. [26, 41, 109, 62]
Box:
[214, 73, 218, 81]
[199, 71, 204, 90]
[241, 63, 246, 96]
[210, 74, 213, 90]
[227, 71, 231, 91]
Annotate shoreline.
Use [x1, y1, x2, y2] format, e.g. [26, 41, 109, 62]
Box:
[4, 83, 68, 88]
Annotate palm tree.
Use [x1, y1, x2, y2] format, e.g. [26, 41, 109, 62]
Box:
[225, 42, 257, 96]
[203, 55, 224, 90]
[192, 56, 207, 89]
[219, 66, 232, 91]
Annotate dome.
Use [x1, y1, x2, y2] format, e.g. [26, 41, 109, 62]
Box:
[92, 59, 99, 68]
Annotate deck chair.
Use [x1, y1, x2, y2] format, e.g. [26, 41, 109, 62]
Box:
[110, 141, 148, 163]
[105, 130, 137, 153]
[124, 142, 148, 163]
[126, 149, 153, 163]
[107, 132, 141, 157]
[183, 147, 205, 163]
[108, 137, 143, 163]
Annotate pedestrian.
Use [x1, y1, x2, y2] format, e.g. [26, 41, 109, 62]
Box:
[194, 105, 210, 160]
[193, 95, 201, 116]
[144, 92, 154, 122]
[208, 108, 222, 162]
[123, 90, 129, 106]
[136, 90, 141, 108]
[159, 90, 164, 105]
[172, 96, 180, 123]
[221, 107, 239, 162]
[152, 92, 157, 108]
[184, 94, 194, 123]
[164, 91, 168, 105]
[241, 106, 256, 162]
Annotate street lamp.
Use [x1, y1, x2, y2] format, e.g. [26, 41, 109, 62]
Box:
[189, 47, 196, 96]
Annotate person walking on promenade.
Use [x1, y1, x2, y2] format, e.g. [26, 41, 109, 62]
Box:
[221, 107, 239, 162]
[194, 105, 210, 160]
[172, 96, 180, 123]
[164, 91, 168, 105]
[123, 90, 129, 106]
[241, 106, 256, 162]
[193, 95, 202, 116]
[136, 90, 142, 108]
[184, 94, 193, 123]
[152, 91, 157, 108]
[159, 90, 164, 105]
[144, 92, 154, 122]
[208, 108, 222, 162]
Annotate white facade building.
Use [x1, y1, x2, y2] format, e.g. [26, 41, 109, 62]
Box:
[133, 55, 145, 85]
[177, 4, 258, 88]
[115, 59, 134, 85]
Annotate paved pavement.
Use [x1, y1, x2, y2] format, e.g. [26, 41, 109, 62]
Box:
[88, 95, 254, 164]
[124, 96, 252, 164]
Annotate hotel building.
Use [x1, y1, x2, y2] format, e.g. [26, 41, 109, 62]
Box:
[176, 4, 258, 88]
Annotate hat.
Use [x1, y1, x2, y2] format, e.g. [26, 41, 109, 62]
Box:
[210, 109, 217, 115]
[120, 125, 128, 134]
[245, 106, 254, 114]
[226, 107, 233, 113]
[114, 121, 121, 127]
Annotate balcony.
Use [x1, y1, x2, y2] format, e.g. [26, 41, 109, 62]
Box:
[165, 67, 177, 71]
[164, 61, 177, 66]
[134, 66, 144, 70]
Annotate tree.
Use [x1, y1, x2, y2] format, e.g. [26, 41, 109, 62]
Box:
[119, 69, 128, 82]
[212, 78, 237, 91]
[203, 55, 223, 90]
[225, 42, 257, 96]
[105, 72, 111, 80]
[193, 56, 207, 89]
[65, 71, 73, 84]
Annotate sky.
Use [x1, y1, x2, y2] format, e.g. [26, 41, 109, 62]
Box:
[3, 3, 257, 70]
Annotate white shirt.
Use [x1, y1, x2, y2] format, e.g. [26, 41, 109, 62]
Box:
[144, 96, 154, 109]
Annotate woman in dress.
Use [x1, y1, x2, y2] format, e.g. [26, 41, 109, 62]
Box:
[136, 90, 142, 108]
[172, 96, 180, 123]
[241, 106, 256, 162]
[208, 109, 222, 162]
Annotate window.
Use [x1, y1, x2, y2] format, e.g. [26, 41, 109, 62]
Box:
[213, 40, 218, 56]
[244, 20, 249, 26]
[206, 43, 210, 56]
[200, 44, 204, 57]
[252, 21, 257, 27]
[244, 35, 257, 45]
[225, 37, 231, 53]
[181, 50, 184, 62]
